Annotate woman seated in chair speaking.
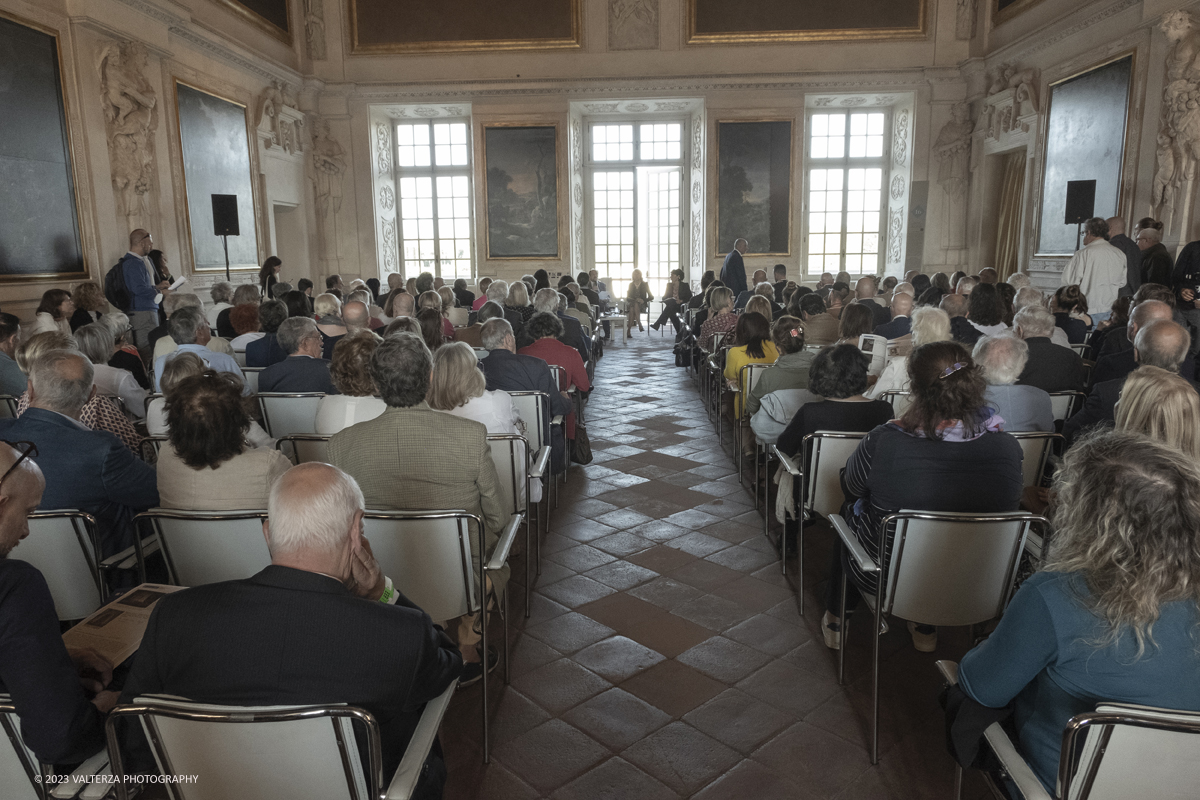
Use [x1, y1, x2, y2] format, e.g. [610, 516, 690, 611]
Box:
[958, 430, 1200, 794]
[821, 341, 1023, 654]
[625, 268, 654, 334]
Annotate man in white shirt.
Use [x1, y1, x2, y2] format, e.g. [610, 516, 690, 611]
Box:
[1060, 217, 1126, 323]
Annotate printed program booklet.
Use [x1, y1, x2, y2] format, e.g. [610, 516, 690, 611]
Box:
[62, 584, 186, 665]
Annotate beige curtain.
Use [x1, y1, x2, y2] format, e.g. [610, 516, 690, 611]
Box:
[994, 151, 1026, 282]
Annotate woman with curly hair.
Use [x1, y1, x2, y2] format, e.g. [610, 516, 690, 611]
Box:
[821, 341, 1023, 653]
[959, 430, 1200, 793]
[70, 282, 107, 332]
[315, 332, 386, 435]
[156, 370, 291, 510]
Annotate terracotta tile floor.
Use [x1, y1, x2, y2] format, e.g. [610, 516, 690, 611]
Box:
[441, 331, 989, 799]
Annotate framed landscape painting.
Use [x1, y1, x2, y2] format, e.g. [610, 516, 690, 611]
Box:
[484, 125, 560, 258]
[717, 120, 793, 256]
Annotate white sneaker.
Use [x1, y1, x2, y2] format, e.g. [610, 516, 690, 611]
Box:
[822, 611, 842, 650]
[907, 620, 938, 652]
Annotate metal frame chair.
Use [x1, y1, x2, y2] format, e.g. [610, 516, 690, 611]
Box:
[139, 436, 169, 463]
[735, 362, 771, 496]
[1048, 391, 1087, 424]
[506, 391, 554, 571]
[105, 682, 456, 800]
[2, 694, 115, 800]
[257, 392, 325, 438]
[1010, 431, 1062, 490]
[0, 395, 18, 419]
[832, 509, 1047, 763]
[241, 367, 263, 395]
[936, 661, 1200, 800]
[134, 509, 270, 587]
[275, 434, 332, 465]
[361, 510, 521, 763]
[878, 390, 912, 419]
[1069, 342, 1091, 359]
[486, 433, 549, 620]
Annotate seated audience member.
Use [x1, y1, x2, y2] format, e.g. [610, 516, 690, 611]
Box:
[419, 290, 456, 341]
[872, 291, 913, 340]
[1085, 295, 1132, 358]
[911, 273, 933, 298]
[416, 307, 446, 352]
[1090, 299, 1193, 385]
[533, 289, 589, 364]
[33, 289, 74, 336]
[315, 332, 387, 435]
[826, 283, 851, 318]
[328, 335, 506, 681]
[472, 277, 493, 311]
[0, 350, 157, 556]
[437, 284, 457, 315]
[689, 271, 715, 311]
[428, 341, 521, 435]
[147, 352, 272, 448]
[453, 278, 475, 309]
[153, 293, 236, 361]
[958, 430, 1200, 794]
[283, 289, 311, 319]
[747, 317, 814, 417]
[342, 300, 380, 338]
[1096, 283, 1175, 357]
[272, 282, 293, 300]
[454, 304, 487, 348]
[0, 312, 27, 397]
[153, 307, 245, 394]
[518, 312, 591, 441]
[955, 275, 979, 296]
[99, 312, 150, 390]
[836, 302, 874, 345]
[259, 317, 338, 395]
[853, 277, 891, 329]
[699, 287, 738, 351]
[1005, 272, 1032, 291]
[347, 290, 386, 330]
[1013, 287, 1071, 348]
[157, 371, 291, 510]
[1051, 285, 1090, 344]
[797, 292, 839, 345]
[777, 344, 893, 459]
[245, 299, 290, 368]
[383, 317, 421, 338]
[867, 306, 952, 400]
[973, 335, 1054, 432]
[314, 293, 348, 359]
[966, 283, 1009, 337]
[206, 281, 234, 329]
[735, 269, 768, 310]
[506, 281, 536, 327]
[940, 293, 980, 346]
[405, 277, 419, 297]
[1064, 319, 1193, 445]
[297, 278, 315, 309]
[915, 285, 944, 308]
[119, 461, 463, 792]
[997, 281, 1017, 326]
[977, 267, 997, 285]
[744, 294, 775, 325]
[388, 290, 416, 321]
[821, 341, 1022, 653]
[69, 282, 105, 332]
[1115, 366, 1200, 457]
[1013, 305, 1086, 393]
[0, 444, 119, 766]
[228, 303, 264, 351]
[216, 284, 261, 339]
[688, 280, 724, 340]
[724, 312, 778, 423]
[75, 323, 147, 420]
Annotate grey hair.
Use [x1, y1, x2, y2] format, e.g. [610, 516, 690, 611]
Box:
[369, 333, 432, 407]
[1006, 273, 1033, 291]
[258, 300, 288, 334]
[910, 307, 951, 348]
[266, 463, 365, 559]
[164, 292, 202, 317]
[1085, 217, 1110, 239]
[73, 323, 115, 365]
[348, 289, 372, 306]
[972, 334, 1029, 385]
[1141, 226, 1164, 245]
[478, 301, 505, 324]
[533, 288, 559, 313]
[556, 292, 568, 314]
[29, 350, 93, 417]
[755, 282, 774, 298]
[99, 312, 130, 347]
[233, 284, 261, 305]
[1013, 287, 1045, 313]
[210, 282, 234, 304]
[481, 318, 514, 350]
[169, 306, 207, 345]
[486, 281, 509, 303]
[1013, 304, 1055, 338]
[276, 316, 319, 355]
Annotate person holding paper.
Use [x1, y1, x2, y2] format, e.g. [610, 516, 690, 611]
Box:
[0, 442, 119, 765]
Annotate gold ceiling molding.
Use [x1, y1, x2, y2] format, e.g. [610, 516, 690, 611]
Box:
[208, 0, 293, 46]
[685, 0, 927, 45]
[347, 0, 582, 55]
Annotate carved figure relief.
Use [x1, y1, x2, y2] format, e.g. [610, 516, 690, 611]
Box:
[311, 116, 346, 260]
[610, 0, 658, 51]
[1154, 11, 1200, 227]
[98, 41, 158, 224]
[934, 103, 973, 251]
[304, 0, 327, 60]
[956, 0, 978, 40]
[257, 80, 305, 155]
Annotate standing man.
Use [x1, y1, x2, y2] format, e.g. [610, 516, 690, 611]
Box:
[1171, 236, 1200, 355]
[720, 238, 748, 298]
[772, 264, 788, 303]
[1059, 217, 1126, 324]
[120, 229, 163, 362]
[1106, 216, 1141, 297]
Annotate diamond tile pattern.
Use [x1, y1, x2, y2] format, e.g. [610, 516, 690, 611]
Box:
[442, 332, 988, 799]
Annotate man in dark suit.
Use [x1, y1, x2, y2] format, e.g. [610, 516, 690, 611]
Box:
[734, 269, 768, 310]
[245, 299, 290, 368]
[119, 462, 462, 795]
[1014, 305, 1086, 393]
[1063, 320, 1193, 445]
[258, 317, 338, 394]
[872, 292, 913, 340]
[941, 294, 982, 347]
[0, 444, 119, 767]
[720, 238, 748, 298]
[0, 351, 158, 557]
[1106, 216, 1141, 297]
[1089, 300, 1189, 385]
[772, 264, 788, 304]
[854, 277, 892, 329]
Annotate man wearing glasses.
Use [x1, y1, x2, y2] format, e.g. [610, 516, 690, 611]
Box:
[0, 442, 119, 766]
[120, 228, 161, 363]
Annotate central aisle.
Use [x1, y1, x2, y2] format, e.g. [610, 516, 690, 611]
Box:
[441, 331, 982, 800]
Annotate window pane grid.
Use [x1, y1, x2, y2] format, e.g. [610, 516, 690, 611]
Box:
[593, 170, 636, 296]
[639, 123, 682, 161]
[396, 120, 473, 279]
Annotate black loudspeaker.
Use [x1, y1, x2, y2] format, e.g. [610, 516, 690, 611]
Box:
[1064, 180, 1096, 225]
[211, 194, 240, 236]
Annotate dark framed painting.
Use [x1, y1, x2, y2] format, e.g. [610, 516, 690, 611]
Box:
[717, 120, 792, 256]
[211, 0, 291, 43]
[484, 125, 560, 259]
[688, 0, 925, 44]
[350, 0, 581, 54]
[0, 14, 85, 281]
[1036, 56, 1132, 256]
[175, 81, 261, 271]
[994, 0, 1049, 28]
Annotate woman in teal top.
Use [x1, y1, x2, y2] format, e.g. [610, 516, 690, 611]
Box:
[959, 430, 1200, 793]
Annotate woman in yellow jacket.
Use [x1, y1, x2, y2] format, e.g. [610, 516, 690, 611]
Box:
[723, 309, 778, 421]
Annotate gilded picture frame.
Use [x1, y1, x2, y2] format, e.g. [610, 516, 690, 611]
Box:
[348, 0, 582, 55]
[686, 0, 926, 45]
[209, 0, 293, 46]
[483, 124, 562, 260]
[993, 0, 1050, 29]
[716, 120, 794, 258]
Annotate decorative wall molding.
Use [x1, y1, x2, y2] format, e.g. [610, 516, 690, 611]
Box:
[257, 81, 306, 156]
[1003, 0, 1140, 64]
[976, 64, 1040, 152]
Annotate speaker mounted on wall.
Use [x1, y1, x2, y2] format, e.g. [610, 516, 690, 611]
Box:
[211, 194, 240, 237]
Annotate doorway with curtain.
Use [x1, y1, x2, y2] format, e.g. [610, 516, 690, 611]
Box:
[993, 150, 1026, 282]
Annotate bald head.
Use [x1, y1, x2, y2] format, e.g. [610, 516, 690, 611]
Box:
[266, 463, 365, 563]
[393, 292, 415, 317]
[855, 277, 877, 299]
[890, 292, 913, 318]
[0, 443, 46, 558]
[129, 228, 153, 256]
[751, 269, 767, 285]
[940, 294, 969, 318]
[1107, 216, 1127, 237]
[343, 301, 370, 330]
[1135, 319, 1191, 372]
[1130, 299, 1173, 336]
[734, 238, 748, 253]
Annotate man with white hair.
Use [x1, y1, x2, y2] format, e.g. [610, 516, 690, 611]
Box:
[153, 292, 236, 362]
[1060, 217, 1126, 323]
[1013, 287, 1071, 347]
[1138, 224, 1173, 286]
[1014, 305, 1086, 392]
[120, 462, 462, 792]
[258, 316, 337, 394]
[1090, 299, 1194, 385]
[153, 307, 246, 394]
[1006, 272, 1033, 291]
[974, 335, 1054, 431]
[955, 275, 979, 296]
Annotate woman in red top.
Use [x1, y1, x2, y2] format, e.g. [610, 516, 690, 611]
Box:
[518, 311, 591, 439]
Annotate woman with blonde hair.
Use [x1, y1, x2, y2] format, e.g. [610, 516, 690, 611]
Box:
[867, 306, 952, 399]
[315, 331, 386, 435]
[625, 268, 653, 334]
[506, 280, 535, 322]
[1115, 365, 1200, 458]
[70, 282, 107, 332]
[428, 341, 520, 434]
[958, 430, 1200, 793]
[313, 292, 347, 359]
[745, 294, 773, 322]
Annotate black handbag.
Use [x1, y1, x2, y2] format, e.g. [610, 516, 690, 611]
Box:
[571, 421, 594, 465]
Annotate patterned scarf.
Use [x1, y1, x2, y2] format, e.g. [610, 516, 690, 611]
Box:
[892, 406, 1005, 442]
